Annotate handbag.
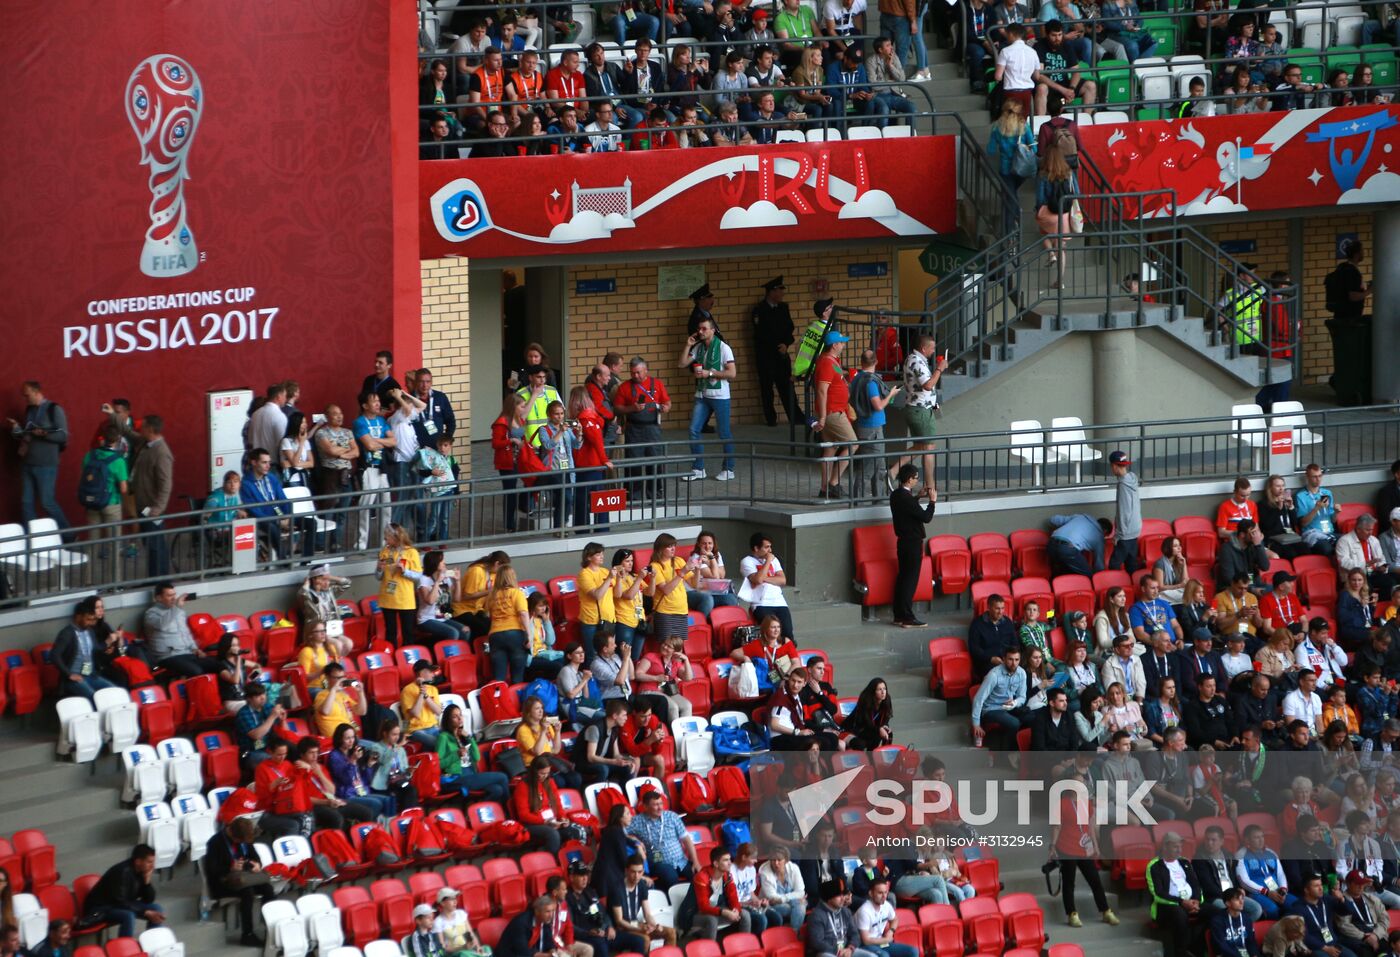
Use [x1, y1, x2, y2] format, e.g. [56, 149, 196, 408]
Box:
[1013, 138, 1039, 178]
[514, 442, 548, 488]
[1069, 199, 1085, 233]
[496, 746, 528, 778]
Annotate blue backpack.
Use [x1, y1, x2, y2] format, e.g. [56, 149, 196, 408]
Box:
[522, 678, 560, 716]
[719, 819, 751, 856]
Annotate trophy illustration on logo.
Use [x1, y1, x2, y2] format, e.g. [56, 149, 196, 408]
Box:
[126, 55, 203, 278]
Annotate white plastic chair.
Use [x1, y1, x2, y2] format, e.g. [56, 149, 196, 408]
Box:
[272, 835, 314, 871]
[325, 949, 365, 957]
[136, 802, 182, 869]
[263, 899, 310, 957]
[681, 732, 715, 774]
[56, 696, 102, 763]
[1094, 110, 1130, 125]
[625, 775, 665, 806]
[284, 486, 337, 548]
[1168, 54, 1209, 98]
[881, 125, 912, 138]
[847, 126, 881, 140]
[122, 744, 167, 803]
[139, 926, 186, 957]
[172, 794, 216, 860]
[774, 130, 805, 143]
[297, 894, 344, 952]
[648, 888, 675, 928]
[1271, 401, 1322, 466]
[1300, 18, 1329, 46]
[1049, 416, 1104, 482]
[1231, 402, 1270, 470]
[806, 127, 842, 141]
[162, 745, 204, 797]
[13, 894, 49, 950]
[667, 882, 691, 915]
[363, 941, 404, 957]
[709, 709, 746, 729]
[1133, 56, 1172, 101]
[672, 715, 706, 743]
[464, 688, 485, 734]
[1009, 420, 1064, 486]
[584, 781, 625, 819]
[1073, 112, 1095, 125]
[1268, 17, 1292, 47]
[95, 685, 141, 751]
[0, 523, 28, 580]
[207, 786, 236, 811]
[26, 518, 88, 585]
[1334, 14, 1365, 44]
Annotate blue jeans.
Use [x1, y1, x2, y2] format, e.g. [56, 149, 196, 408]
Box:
[613, 9, 659, 44]
[422, 496, 452, 541]
[687, 588, 739, 617]
[766, 901, 805, 928]
[86, 903, 164, 939]
[386, 460, 413, 526]
[615, 623, 645, 661]
[419, 617, 470, 645]
[448, 770, 511, 804]
[63, 674, 116, 703]
[870, 945, 919, 957]
[1246, 891, 1296, 920]
[346, 793, 395, 819]
[888, 14, 913, 68]
[20, 464, 69, 529]
[967, 37, 992, 83]
[1116, 34, 1157, 62]
[688, 396, 734, 473]
[871, 92, 916, 127]
[537, 471, 569, 529]
[489, 629, 528, 683]
[1108, 537, 1140, 574]
[911, 2, 929, 69]
[499, 470, 525, 532]
[981, 708, 1026, 735]
[409, 728, 441, 749]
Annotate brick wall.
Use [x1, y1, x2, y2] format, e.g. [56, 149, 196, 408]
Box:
[565, 245, 899, 425]
[1206, 214, 1373, 385]
[420, 258, 471, 477]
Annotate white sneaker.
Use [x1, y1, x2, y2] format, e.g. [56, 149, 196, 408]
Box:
[914, 68, 932, 81]
[682, 469, 707, 481]
[716, 469, 736, 481]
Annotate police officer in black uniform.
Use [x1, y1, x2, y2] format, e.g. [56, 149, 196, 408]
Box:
[687, 283, 720, 337]
[750, 275, 801, 426]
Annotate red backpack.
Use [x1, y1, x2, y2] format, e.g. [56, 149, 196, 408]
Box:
[712, 766, 750, 815]
[679, 772, 719, 816]
[360, 826, 402, 867]
[185, 674, 224, 722]
[432, 816, 478, 854]
[312, 828, 359, 870]
[594, 786, 629, 821]
[480, 681, 522, 724]
[480, 820, 530, 847]
[412, 753, 442, 800]
[407, 816, 447, 859]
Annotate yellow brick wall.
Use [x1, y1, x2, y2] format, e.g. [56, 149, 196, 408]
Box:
[565, 245, 899, 425]
[420, 258, 472, 477]
[1206, 214, 1373, 385]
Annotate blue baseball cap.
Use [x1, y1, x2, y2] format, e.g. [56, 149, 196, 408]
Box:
[825, 331, 851, 344]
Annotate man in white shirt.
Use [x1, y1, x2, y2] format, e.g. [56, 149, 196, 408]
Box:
[583, 103, 625, 151]
[1219, 632, 1254, 681]
[679, 316, 737, 483]
[385, 388, 425, 529]
[994, 23, 1040, 114]
[822, 0, 868, 54]
[1282, 669, 1324, 737]
[740, 533, 792, 638]
[1295, 618, 1347, 691]
[855, 878, 918, 957]
[248, 383, 288, 455]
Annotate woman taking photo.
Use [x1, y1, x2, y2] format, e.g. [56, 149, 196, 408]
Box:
[635, 635, 695, 724]
[1153, 536, 1189, 603]
[279, 411, 314, 488]
[490, 392, 529, 533]
[327, 723, 396, 820]
[555, 642, 600, 722]
[516, 695, 582, 789]
[577, 541, 618, 649]
[524, 592, 562, 680]
[845, 677, 894, 750]
[1035, 140, 1078, 290]
[486, 564, 532, 683]
[296, 621, 341, 691]
[436, 704, 510, 805]
[1104, 681, 1151, 748]
[416, 551, 472, 645]
[376, 523, 422, 648]
[647, 533, 698, 643]
[688, 530, 738, 616]
[1258, 474, 1306, 559]
[364, 718, 418, 813]
[1094, 586, 1134, 657]
[450, 550, 506, 644]
[611, 548, 648, 661]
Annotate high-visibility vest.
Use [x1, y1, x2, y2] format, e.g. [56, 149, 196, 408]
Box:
[1229, 282, 1265, 346]
[516, 385, 561, 443]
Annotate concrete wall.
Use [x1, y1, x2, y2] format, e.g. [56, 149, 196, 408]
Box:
[927, 326, 1257, 438]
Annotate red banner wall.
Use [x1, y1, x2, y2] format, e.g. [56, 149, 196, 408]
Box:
[419, 136, 958, 259]
[1079, 105, 1400, 218]
[0, 0, 417, 520]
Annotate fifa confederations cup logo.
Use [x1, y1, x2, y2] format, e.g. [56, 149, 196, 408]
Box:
[126, 54, 203, 278]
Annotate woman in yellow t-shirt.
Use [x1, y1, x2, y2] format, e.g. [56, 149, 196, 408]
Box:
[612, 547, 648, 660]
[296, 621, 340, 690]
[647, 532, 697, 642]
[487, 564, 531, 683]
[376, 523, 422, 648]
[451, 549, 507, 644]
[577, 541, 618, 649]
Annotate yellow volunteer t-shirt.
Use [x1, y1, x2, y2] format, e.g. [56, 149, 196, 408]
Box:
[452, 563, 491, 617]
[400, 682, 441, 734]
[650, 558, 692, 616]
[488, 588, 529, 635]
[615, 574, 644, 628]
[577, 566, 616, 625]
[378, 547, 422, 611]
[297, 645, 334, 687]
[313, 689, 353, 738]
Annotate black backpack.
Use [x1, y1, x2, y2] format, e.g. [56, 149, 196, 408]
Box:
[77, 449, 117, 509]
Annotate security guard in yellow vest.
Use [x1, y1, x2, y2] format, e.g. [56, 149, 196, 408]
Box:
[1225, 266, 1266, 355]
[514, 364, 562, 443]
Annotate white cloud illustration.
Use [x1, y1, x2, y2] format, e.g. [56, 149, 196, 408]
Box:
[719, 200, 798, 229]
[1339, 170, 1400, 204]
[1180, 194, 1250, 215]
[837, 189, 899, 220]
[548, 210, 615, 242]
[602, 213, 634, 231]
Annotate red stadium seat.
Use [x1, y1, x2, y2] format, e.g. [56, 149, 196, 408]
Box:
[1294, 555, 1338, 609]
[853, 524, 898, 608]
[969, 533, 1012, 581]
[357, 597, 384, 641]
[104, 939, 144, 957]
[1173, 516, 1218, 566]
[194, 730, 241, 788]
[358, 651, 404, 707]
[130, 686, 176, 744]
[761, 926, 804, 957]
[965, 856, 1001, 898]
[483, 857, 528, 915]
[14, 829, 57, 891]
[260, 626, 298, 669]
[1052, 574, 1095, 621]
[520, 850, 564, 897]
[1010, 577, 1053, 619]
[370, 878, 414, 938]
[436, 640, 478, 694]
[445, 864, 491, 923]
[720, 932, 764, 957]
[971, 580, 1011, 616]
[333, 886, 380, 948]
[1193, 816, 1240, 853]
[929, 918, 965, 957]
[0, 650, 42, 716]
[927, 535, 972, 596]
[1009, 910, 1046, 951]
[1009, 529, 1051, 578]
[1338, 503, 1375, 535]
[1136, 518, 1172, 565]
[927, 637, 973, 699]
[395, 645, 433, 683]
[30, 644, 59, 696]
[1091, 570, 1132, 609]
[686, 941, 722, 957]
[968, 912, 1004, 953]
[408, 871, 445, 906]
[1048, 944, 1087, 957]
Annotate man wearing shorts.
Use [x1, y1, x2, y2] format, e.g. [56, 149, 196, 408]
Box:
[1033, 20, 1096, 116]
[899, 334, 946, 493]
[811, 301, 855, 499]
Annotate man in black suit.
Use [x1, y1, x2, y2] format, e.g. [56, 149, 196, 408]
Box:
[1178, 630, 1226, 698]
[204, 818, 275, 947]
[583, 42, 642, 128]
[52, 597, 117, 702]
[1030, 688, 1082, 781]
[889, 463, 936, 629]
[1144, 631, 1185, 699]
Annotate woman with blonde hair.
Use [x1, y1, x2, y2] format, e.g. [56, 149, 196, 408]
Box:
[376, 523, 421, 648]
[1035, 140, 1078, 290]
[1262, 914, 1310, 957]
[486, 564, 531, 683]
[986, 99, 1034, 235]
[788, 47, 833, 119]
[490, 391, 528, 533]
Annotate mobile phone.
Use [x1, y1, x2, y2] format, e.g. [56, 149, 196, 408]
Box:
[184, 592, 199, 601]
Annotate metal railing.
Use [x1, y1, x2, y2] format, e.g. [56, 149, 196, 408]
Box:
[4, 404, 1398, 608]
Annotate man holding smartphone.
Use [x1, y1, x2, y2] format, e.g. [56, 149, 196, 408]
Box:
[896, 334, 947, 495]
[1294, 463, 1338, 554]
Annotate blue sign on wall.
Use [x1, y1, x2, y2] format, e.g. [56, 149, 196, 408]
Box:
[1219, 239, 1257, 255]
[576, 278, 617, 294]
[847, 262, 889, 278]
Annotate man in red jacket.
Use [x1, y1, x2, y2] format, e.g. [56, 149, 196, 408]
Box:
[619, 696, 673, 777]
[689, 846, 750, 940]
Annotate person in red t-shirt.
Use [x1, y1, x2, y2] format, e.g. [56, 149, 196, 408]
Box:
[546, 49, 588, 114]
[1258, 571, 1306, 636]
[1217, 477, 1260, 540]
[619, 696, 672, 777]
[252, 739, 310, 838]
[567, 385, 613, 531]
[811, 305, 855, 499]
